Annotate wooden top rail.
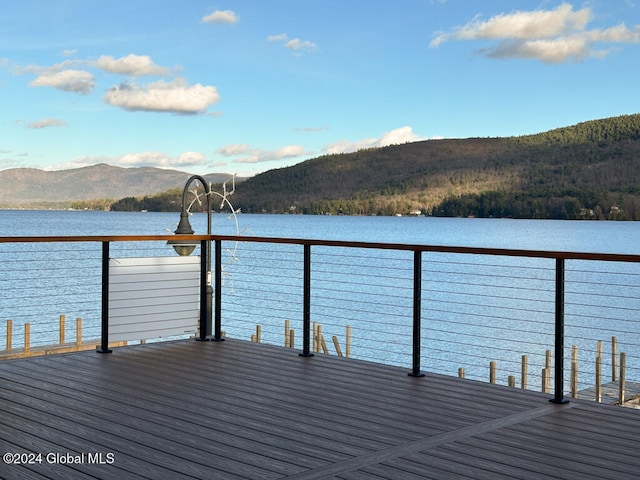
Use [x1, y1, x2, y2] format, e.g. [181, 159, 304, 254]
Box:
[0, 234, 210, 243]
[1, 234, 640, 263]
[211, 234, 640, 263]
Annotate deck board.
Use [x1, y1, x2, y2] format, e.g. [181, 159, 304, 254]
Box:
[1, 338, 639, 479]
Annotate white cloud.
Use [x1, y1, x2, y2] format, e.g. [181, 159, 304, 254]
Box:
[46, 151, 207, 171]
[103, 78, 220, 114]
[323, 126, 424, 155]
[268, 33, 317, 52]
[15, 60, 94, 94]
[118, 151, 206, 168]
[95, 54, 170, 76]
[323, 137, 377, 155]
[273, 145, 307, 158]
[432, 4, 590, 45]
[379, 126, 423, 146]
[217, 144, 309, 164]
[286, 38, 318, 51]
[216, 144, 251, 156]
[202, 10, 239, 25]
[483, 36, 594, 63]
[14, 55, 220, 115]
[267, 33, 288, 42]
[116, 151, 175, 167]
[16, 59, 80, 75]
[29, 69, 94, 94]
[27, 118, 67, 129]
[430, 3, 640, 63]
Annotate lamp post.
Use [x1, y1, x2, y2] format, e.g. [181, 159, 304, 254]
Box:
[168, 175, 213, 341]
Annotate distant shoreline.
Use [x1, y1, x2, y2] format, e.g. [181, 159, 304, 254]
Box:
[1, 207, 637, 221]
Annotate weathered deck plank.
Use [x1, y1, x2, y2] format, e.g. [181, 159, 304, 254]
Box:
[1, 339, 639, 480]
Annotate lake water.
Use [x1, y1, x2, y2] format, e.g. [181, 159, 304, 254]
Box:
[2, 210, 640, 392]
[3, 209, 640, 254]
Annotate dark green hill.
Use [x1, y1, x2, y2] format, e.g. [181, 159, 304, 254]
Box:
[231, 114, 640, 219]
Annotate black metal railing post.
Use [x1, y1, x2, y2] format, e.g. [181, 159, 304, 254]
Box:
[300, 244, 314, 357]
[550, 257, 568, 403]
[198, 239, 213, 341]
[213, 239, 224, 341]
[97, 241, 112, 354]
[409, 250, 425, 377]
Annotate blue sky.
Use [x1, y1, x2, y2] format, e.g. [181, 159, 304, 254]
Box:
[1, 1, 639, 177]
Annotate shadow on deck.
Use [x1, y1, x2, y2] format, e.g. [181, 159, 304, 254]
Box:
[1, 339, 639, 479]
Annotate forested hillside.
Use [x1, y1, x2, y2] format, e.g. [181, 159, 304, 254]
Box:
[227, 114, 640, 219]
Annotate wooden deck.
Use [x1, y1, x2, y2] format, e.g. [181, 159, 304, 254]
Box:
[1, 339, 639, 480]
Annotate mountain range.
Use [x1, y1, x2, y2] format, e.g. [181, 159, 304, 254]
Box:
[0, 164, 233, 209]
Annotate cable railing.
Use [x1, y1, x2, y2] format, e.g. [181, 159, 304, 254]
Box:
[1, 234, 640, 407]
[0, 235, 207, 357]
[218, 236, 640, 406]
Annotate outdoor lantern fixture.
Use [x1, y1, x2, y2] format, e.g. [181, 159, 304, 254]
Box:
[168, 175, 214, 341]
[168, 210, 198, 256]
[168, 175, 212, 256]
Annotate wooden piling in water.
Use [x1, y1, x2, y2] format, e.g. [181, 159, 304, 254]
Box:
[619, 352, 626, 404]
[570, 345, 578, 398]
[284, 320, 290, 348]
[595, 355, 602, 403]
[59, 315, 65, 345]
[345, 325, 352, 358]
[612, 336, 618, 382]
[320, 334, 328, 354]
[490, 361, 497, 384]
[545, 350, 552, 371]
[313, 322, 318, 353]
[521, 355, 528, 390]
[24, 323, 30, 354]
[76, 317, 82, 347]
[542, 350, 552, 394]
[332, 335, 343, 357]
[458, 367, 465, 379]
[542, 368, 551, 394]
[6, 319, 12, 351]
[312, 324, 326, 354]
[283, 320, 294, 349]
[251, 324, 262, 343]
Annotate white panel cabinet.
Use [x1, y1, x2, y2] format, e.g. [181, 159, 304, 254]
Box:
[108, 256, 200, 341]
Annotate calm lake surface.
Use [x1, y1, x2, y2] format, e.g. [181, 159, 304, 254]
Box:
[3, 209, 640, 254]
